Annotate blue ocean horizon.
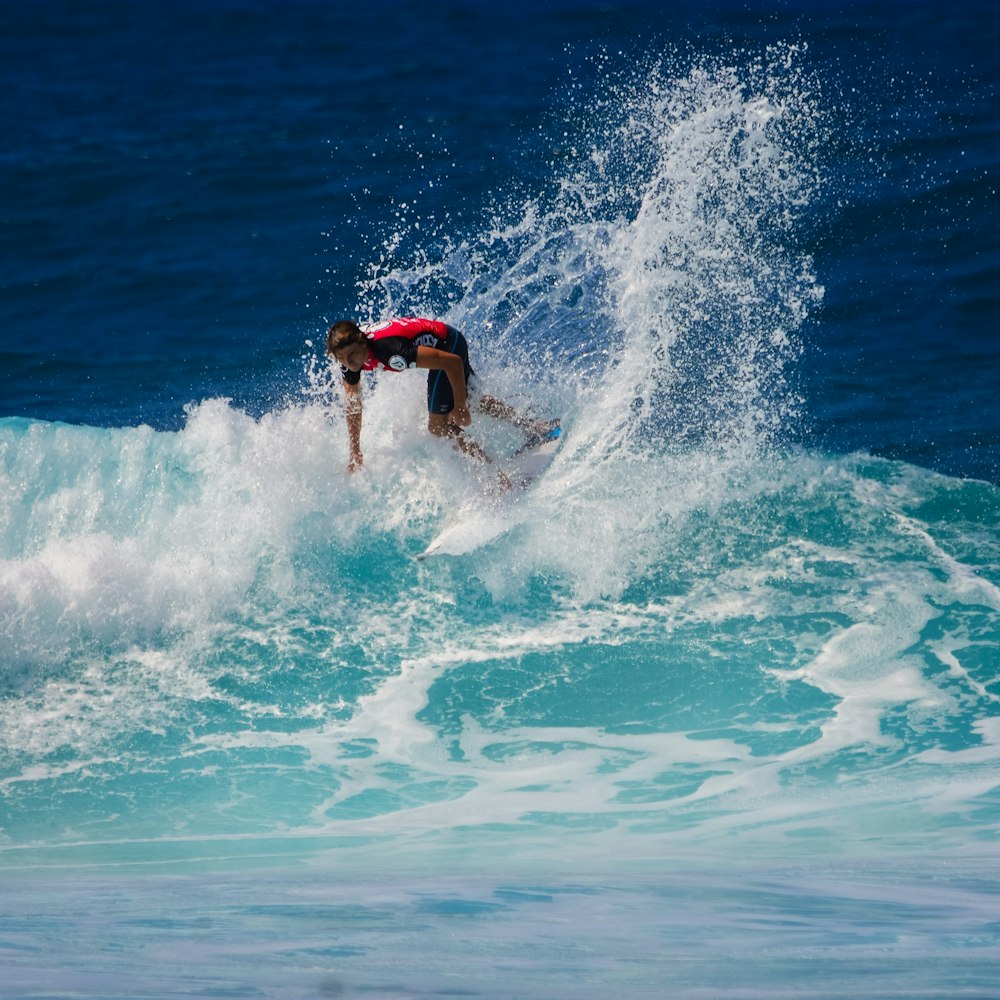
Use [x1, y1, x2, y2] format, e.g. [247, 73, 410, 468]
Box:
[2, 1, 999, 997]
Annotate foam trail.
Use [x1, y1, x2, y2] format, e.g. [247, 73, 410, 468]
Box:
[314, 46, 827, 601]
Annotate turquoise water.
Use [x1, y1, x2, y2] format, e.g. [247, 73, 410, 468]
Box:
[3, 1, 999, 995]
[4, 413, 999, 871]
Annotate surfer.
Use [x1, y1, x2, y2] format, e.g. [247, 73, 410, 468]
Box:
[326, 317, 555, 482]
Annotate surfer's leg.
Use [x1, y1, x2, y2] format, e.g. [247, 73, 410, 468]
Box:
[428, 414, 491, 464]
[478, 395, 560, 445]
[477, 394, 527, 425]
[428, 415, 511, 490]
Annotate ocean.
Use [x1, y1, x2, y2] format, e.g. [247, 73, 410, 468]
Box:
[2, 0, 999, 997]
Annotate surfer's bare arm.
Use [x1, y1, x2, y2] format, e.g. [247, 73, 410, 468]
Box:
[415, 346, 470, 427]
[343, 379, 363, 473]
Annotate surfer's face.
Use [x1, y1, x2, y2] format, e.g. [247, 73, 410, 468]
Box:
[333, 342, 369, 372]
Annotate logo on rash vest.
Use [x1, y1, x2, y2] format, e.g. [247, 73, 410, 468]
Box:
[387, 355, 407, 371]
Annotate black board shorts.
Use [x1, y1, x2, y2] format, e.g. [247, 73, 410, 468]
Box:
[427, 326, 475, 415]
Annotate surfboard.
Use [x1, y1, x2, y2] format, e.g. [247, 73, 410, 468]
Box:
[507, 424, 562, 487]
[417, 426, 562, 560]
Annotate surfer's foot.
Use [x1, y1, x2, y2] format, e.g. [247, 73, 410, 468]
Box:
[521, 418, 561, 450]
[497, 469, 513, 492]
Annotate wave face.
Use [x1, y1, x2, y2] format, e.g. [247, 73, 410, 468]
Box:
[3, 47, 999, 883]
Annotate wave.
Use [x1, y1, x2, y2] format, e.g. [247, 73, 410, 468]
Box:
[2, 48, 999, 869]
[3, 402, 998, 865]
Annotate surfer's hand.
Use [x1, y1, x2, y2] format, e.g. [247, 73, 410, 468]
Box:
[347, 450, 364, 474]
[450, 403, 472, 428]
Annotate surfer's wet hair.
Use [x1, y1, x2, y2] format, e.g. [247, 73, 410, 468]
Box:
[326, 321, 365, 356]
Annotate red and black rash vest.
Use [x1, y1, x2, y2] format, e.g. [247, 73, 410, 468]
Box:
[340, 317, 451, 385]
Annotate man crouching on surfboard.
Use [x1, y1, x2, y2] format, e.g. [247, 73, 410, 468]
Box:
[326, 317, 556, 485]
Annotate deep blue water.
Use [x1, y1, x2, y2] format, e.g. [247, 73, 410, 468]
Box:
[2, 1, 999, 997]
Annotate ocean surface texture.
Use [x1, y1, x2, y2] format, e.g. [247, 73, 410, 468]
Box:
[2, 1, 999, 997]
